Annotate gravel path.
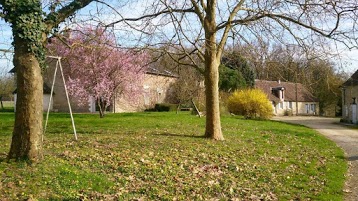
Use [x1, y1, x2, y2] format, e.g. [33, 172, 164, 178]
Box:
[272, 116, 358, 200]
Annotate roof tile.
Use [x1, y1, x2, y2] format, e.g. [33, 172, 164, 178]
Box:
[255, 80, 318, 102]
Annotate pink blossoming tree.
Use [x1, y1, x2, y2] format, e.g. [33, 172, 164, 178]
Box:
[49, 27, 147, 117]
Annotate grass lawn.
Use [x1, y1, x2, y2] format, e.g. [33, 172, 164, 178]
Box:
[0, 111, 347, 200]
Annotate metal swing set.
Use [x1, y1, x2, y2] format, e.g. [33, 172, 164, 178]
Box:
[43, 56, 77, 141]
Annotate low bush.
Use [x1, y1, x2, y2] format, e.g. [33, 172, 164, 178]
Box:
[154, 103, 178, 112]
[284, 109, 293, 116]
[227, 89, 273, 119]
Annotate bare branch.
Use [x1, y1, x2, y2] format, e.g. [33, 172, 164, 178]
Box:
[105, 7, 195, 27]
[190, 0, 205, 25]
[217, 10, 340, 40]
[0, 48, 13, 53]
[163, 1, 204, 64]
[45, 0, 95, 31]
[267, 13, 332, 38]
[199, 0, 206, 12]
[216, 0, 245, 60]
[166, 50, 204, 74]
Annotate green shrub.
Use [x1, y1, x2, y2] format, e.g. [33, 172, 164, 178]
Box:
[154, 103, 178, 112]
[284, 109, 293, 116]
[219, 91, 231, 115]
[227, 89, 273, 119]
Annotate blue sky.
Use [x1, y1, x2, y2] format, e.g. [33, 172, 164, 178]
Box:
[1, 1, 358, 75]
[0, 20, 13, 75]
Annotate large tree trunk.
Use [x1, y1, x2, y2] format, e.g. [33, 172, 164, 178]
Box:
[203, 5, 224, 140]
[8, 36, 43, 161]
[204, 54, 224, 140]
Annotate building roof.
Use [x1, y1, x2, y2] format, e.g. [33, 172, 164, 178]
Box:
[145, 67, 179, 78]
[8, 67, 15, 73]
[255, 80, 318, 103]
[342, 69, 358, 87]
[10, 63, 179, 79]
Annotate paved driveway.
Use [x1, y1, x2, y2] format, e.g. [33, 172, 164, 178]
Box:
[272, 116, 358, 200]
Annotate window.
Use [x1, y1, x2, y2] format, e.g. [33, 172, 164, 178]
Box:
[143, 85, 150, 105]
[305, 104, 309, 113]
[311, 104, 316, 113]
[279, 102, 283, 109]
[157, 87, 163, 103]
[288, 101, 293, 109]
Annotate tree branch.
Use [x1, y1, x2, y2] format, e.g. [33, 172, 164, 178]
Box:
[267, 13, 332, 38]
[167, 50, 204, 74]
[190, 0, 205, 25]
[216, 0, 245, 60]
[0, 48, 13, 53]
[217, 11, 334, 39]
[163, 1, 204, 63]
[45, 0, 94, 31]
[199, 0, 207, 12]
[106, 7, 195, 27]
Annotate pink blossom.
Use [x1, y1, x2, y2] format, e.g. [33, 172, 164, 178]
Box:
[48, 26, 147, 117]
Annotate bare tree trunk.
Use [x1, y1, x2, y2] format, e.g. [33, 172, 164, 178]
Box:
[176, 101, 181, 114]
[203, 7, 224, 140]
[204, 56, 223, 140]
[97, 97, 105, 118]
[8, 36, 43, 161]
[0, 96, 3, 110]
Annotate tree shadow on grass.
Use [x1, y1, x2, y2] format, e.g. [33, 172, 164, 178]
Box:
[335, 155, 358, 162]
[347, 156, 358, 161]
[0, 108, 14, 113]
[0, 153, 7, 163]
[269, 119, 307, 128]
[151, 132, 206, 139]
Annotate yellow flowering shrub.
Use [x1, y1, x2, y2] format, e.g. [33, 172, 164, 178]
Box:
[227, 89, 273, 119]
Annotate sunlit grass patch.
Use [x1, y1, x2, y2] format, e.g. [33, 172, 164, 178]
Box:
[0, 112, 347, 200]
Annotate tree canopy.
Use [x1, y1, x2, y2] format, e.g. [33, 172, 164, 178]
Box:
[219, 64, 246, 92]
[220, 52, 255, 91]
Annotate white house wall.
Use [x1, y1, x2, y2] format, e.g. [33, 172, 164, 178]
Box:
[43, 61, 90, 113]
[342, 85, 358, 123]
[112, 74, 177, 113]
[13, 94, 53, 112]
[273, 101, 319, 116]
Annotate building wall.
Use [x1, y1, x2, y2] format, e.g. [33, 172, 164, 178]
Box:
[342, 85, 358, 123]
[142, 73, 177, 106]
[43, 61, 178, 113]
[113, 73, 178, 112]
[14, 94, 53, 112]
[43, 61, 90, 113]
[12, 59, 177, 113]
[273, 101, 319, 116]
